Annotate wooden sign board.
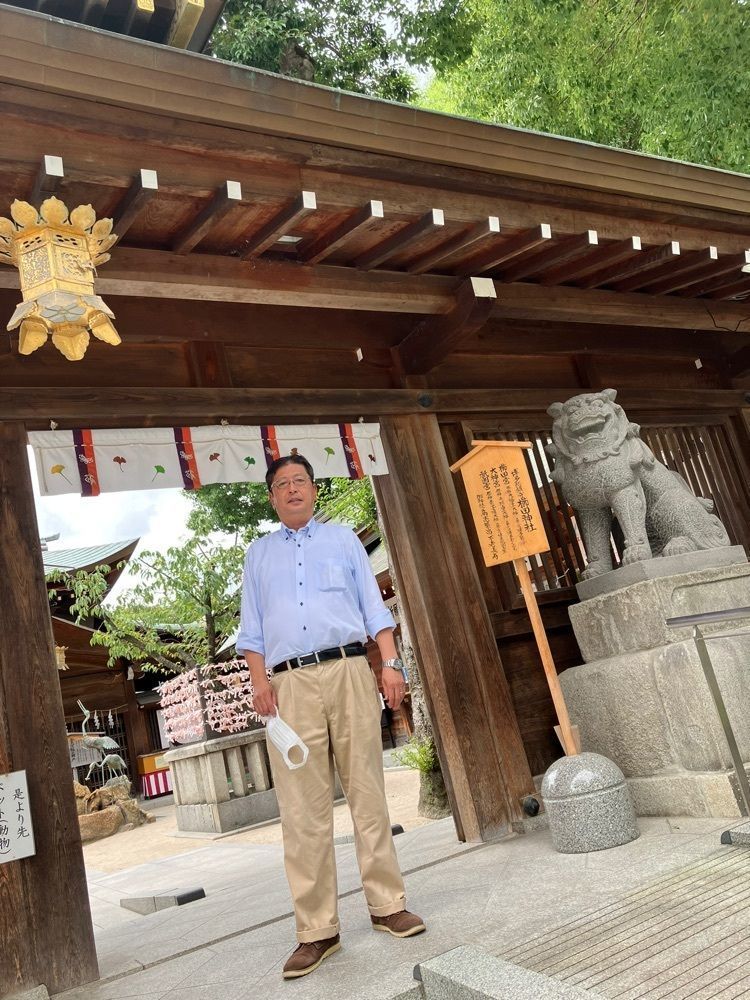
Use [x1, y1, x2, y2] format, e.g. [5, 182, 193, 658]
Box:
[451, 440, 579, 757]
[0, 769, 36, 864]
[450, 440, 549, 566]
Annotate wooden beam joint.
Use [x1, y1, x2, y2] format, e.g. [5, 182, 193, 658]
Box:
[396, 276, 497, 375]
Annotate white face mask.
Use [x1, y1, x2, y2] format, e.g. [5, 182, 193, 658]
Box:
[264, 714, 309, 770]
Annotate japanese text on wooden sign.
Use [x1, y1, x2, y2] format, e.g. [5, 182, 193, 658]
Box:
[0, 770, 36, 864]
[451, 441, 549, 566]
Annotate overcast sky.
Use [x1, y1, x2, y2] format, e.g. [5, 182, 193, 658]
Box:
[30, 448, 194, 599]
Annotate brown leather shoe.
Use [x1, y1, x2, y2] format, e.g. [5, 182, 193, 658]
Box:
[282, 934, 341, 979]
[371, 910, 426, 938]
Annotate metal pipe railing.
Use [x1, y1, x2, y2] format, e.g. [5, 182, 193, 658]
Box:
[666, 608, 750, 819]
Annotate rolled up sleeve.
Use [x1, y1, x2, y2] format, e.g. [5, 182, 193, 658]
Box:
[235, 547, 265, 657]
[349, 535, 395, 639]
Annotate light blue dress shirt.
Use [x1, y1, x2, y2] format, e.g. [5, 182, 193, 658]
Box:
[236, 518, 395, 668]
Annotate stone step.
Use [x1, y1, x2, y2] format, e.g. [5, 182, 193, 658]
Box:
[119, 887, 205, 915]
[410, 946, 604, 999]
[721, 821, 750, 846]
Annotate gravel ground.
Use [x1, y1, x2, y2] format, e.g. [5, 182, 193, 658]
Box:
[83, 767, 436, 873]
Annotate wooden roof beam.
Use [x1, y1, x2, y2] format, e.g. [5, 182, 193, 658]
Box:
[395, 276, 497, 375]
[172, 180, 242, 254]
[3, 386, 746, 429]
[642, 246, 724, 295]
[678, 252, 750, 297]
[729, 345, 750, 377]
[112, 169, 159, 240]
[1, 246, 745, 331]
[355, 209, 444, 270]
[240, 191, 317, 260]
[460, 224, 552, 277]
[121, 0, 155, 36]
[501, 230, 598, 283]
[582, 241, 680, 290]
[28, 154, 64, 205]
[611, 243, 686, 292]
[704, 277, 750, 300]
[299, 200, 384, 266]
[541, 237, 641, 286]
[80, 0, 108, 26]
[407, 217, 500, 275]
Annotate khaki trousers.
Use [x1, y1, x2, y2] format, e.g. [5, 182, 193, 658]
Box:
[268, 655, 406, 942]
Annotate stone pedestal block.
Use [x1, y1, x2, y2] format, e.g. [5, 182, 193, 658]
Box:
[559, 630, 750, 817]
[541, 753, 639, 854]
[563, 556, 750, 818]
[569, 554, 750, 663]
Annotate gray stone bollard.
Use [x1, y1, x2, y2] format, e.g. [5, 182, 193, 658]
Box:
[542, 752, 639, 854]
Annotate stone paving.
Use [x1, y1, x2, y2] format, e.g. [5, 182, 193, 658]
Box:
[54, 813, 740, 1000]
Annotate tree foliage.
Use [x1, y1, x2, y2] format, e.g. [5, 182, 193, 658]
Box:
[209, 0, 476, 101]
[47, 537, 246, 673]
[423, 0, 750, 173]
[185, 476, 377, 536]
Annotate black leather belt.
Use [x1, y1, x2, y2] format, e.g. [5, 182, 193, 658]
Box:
[272, 642, 366, 674]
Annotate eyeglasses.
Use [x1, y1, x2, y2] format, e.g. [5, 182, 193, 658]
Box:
[271, 475, 313, 492]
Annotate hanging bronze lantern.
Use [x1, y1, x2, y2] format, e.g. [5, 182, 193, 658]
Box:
[0, 196, 120, 361]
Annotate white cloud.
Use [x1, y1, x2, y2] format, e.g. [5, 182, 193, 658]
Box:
[30, 447, 194, 600]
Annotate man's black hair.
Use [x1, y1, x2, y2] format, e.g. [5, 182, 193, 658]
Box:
[265, 454, 315, 490]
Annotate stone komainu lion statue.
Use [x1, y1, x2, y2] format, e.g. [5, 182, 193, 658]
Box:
[546, 389, 730, 580]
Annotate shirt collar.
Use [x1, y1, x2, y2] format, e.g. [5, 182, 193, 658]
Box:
[281, 516, 318, 541]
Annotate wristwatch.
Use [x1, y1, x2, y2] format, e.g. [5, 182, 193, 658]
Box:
[382, 658, 404, 671]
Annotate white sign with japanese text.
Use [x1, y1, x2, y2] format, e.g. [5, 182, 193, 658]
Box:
[0, 769, 36, 864]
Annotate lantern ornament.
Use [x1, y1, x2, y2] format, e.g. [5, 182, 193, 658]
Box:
[0, 196, 120, 361]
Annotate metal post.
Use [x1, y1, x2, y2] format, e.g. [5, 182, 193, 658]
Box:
[692, 625, 750, 819]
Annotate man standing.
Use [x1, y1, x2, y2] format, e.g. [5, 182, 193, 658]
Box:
[237, 454, 426, 980]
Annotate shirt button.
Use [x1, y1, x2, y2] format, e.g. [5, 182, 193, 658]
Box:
[303, 626, 307, 631]
[300, 602, 303, 606]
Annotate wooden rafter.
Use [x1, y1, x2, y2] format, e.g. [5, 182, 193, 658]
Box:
[460, 224, 552, 277]
[395, 277, 497, 375]
[540, 236, 642, 287]
[611, 243, 687, 292]
[112, 169, 159, 240]
[240, 191, 317, 260]
[642, 246, 722, 295]
[299, 200, 385, 265]
[407, 217, 500, 275]
[172, 180, 242, 254]
[354, 209, 445, 270]
[582, 241, 680, 289]
[500, 230, 598, 283]
[704, 277, 750, 300]
[678, 252, 750, 297]
[28, 154, 64, 205]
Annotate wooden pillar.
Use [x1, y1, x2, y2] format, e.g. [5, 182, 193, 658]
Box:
[124, 666, 151, 762]
[374, 414, 535, 842]
[0, 422, 98, 996]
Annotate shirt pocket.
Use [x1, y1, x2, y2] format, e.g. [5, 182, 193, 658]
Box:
[316, 559, 348, 592]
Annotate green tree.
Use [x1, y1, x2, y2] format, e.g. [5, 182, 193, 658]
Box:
[209, 0, 476, 101]
[187, 482, 273, 537]
[185, 477, 377, 536]
[47, 536, 246, 672]
[423, 0, 750, 173]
